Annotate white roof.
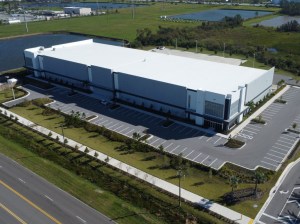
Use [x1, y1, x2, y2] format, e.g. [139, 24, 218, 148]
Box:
[26, 39, 270, 95]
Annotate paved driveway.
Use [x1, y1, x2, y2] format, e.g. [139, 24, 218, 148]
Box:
[10, 84, 300, 171]
[256, 160, 300, 224]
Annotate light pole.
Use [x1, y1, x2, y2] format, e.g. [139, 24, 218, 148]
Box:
[23, 11, 28, 33]
[253, 53, 256, 68]
[175, 38, 177, 49]
[223, 42, 226, 57]
[177, 169, 183, 207]
[195, 40, 198, 53]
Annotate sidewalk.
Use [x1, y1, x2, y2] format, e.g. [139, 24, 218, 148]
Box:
[0, 107, 253, 224]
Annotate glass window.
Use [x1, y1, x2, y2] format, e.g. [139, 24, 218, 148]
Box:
[205, 101, 224, 118]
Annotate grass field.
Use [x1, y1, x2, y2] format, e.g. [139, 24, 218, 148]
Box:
[10, 103, 299, 218]
[0, 88, 26, 103]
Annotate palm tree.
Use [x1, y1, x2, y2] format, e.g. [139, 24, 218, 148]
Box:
[229, 175, 239, 193]
[254, 171, 265, 196]
[158, 145, 164, 154]
[292, 123, 298, 131]
[132, 132, 141, 142]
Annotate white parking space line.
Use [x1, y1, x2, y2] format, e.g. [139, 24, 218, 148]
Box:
[264, 156, 281, 163]
[192, 131, 201, 137]
[178, 147, 187, 154]
[242, 129, 257, 135]
[261, 114, 273, 119]
[148, 117, 159, 123]
[272, 146, 289, 152]
[107, 123, 119, 129]
[119, 127, 129, 133]
[275, 143, 291, 148]
[184, 150, 195, 159]
[261, 160, 278, 167]
[113, 125, 123, 131]
[214, 137, 221, 144]
[198, 135, 204, 140]
[185, 128, 195, 136]
[156, 140, 166, 147]
[125, 129, 135, 136]
[150, 138, 160, 146]
[144, 116, 154, 122]
[270, 149, 286, 156]
[280, 136, 296, 141]
[208, 158, 218, 166]
[267, 153, 283, 160]
[261, 213, 279, 222]
[171, 125, 182, 132]
[170, 145, 181, 153]
[192, 153, 202, 161]
[99, 120, 109, 125]
[277, 139, 294, 145]
[164, 143, 173, 150]
[178, 127, 189, 134]
[154, 119, 162, 126]
[200, 155, 210, 163]
[104, 121, 114, 127]
[206, 137, 212, 142]
[245, 126, 261, 132]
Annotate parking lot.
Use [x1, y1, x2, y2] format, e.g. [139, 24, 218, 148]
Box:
[256, 160, 300, 224]
[13, 84, 300, 171]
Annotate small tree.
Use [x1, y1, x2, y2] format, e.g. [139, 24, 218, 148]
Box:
[48, 131, 52, 137]
[94, 152, 99, 157]
[158, 145, 164, 154]
[56, 136, 59, 141]
[74, 144, 79, 150]
[229, 175, 239, 193]
[64, 138, 68, 144]
[84, 147, 89, 153]
[292, 123, 298, 130]
[254, 171, 265, 196]
[105, 156, 110, 163]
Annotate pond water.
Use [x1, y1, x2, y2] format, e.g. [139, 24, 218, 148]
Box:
[256, 16, 300, 27]
[167, 9, 273, 22]
[21, 2, 145, 10]
[0, 33, 122, 72]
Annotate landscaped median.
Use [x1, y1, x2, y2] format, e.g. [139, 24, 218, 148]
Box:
[1, 106, 254, 223]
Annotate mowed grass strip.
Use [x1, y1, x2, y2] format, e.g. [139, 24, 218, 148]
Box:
[0, 125, 165, 224]
[0, 88, 26, 104]
[0, 116, 224, 224]
[10, 104, 287, 218]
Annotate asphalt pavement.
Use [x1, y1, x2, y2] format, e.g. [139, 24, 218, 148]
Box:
[0, 153, 114, 224]
[255, 159, 300, 224]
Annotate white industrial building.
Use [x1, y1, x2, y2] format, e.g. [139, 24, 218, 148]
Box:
[63, 7, 91, 16]
[24, 40, 274, 131]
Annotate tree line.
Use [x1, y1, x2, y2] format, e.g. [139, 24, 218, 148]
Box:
[280, 0, 300, 16]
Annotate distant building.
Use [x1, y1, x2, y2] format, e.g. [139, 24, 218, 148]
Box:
[63, 7, 91, 16]
[24, 40, 274, 132]
[272, 0, 300, 4]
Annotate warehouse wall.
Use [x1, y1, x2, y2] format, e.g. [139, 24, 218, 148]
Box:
[115, 72, 187, 118]
[90, 66, 114, 99]
[245, 67, 274, 103]
[42, 56, 88, 81]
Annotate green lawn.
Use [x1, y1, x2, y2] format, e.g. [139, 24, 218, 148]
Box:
[0, 88, 26, 103]
[9, 103, 296, 218]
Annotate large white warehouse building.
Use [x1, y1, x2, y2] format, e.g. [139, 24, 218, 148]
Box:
[24, 39, 274, 131]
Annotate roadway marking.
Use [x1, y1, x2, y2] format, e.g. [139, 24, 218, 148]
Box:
[156, 140, 166, 147]
[76, 216, 87, 223]
[264, 156, 281, 163]
[275, 143, 290, 148]
[206, 137, 212, 142]
[179, 127, 188, 134]
[44, 195, 53, 202]
[0, 203, 28, 224]
[261, 161, 278, 167]
[200, 155, 210, 164]
[192, 152, 202, 161]
[179, 147, 187, 154]
[113, 125, 123, 131]
[261, 213, 279, 221]
[0, 180, 62, 224]
[184, 150, 195, 158]
[119, 127, 129, 133]
[150, 138, 160, 146]
[272, 146, 288, 152]
[170, 145, 180, 153]
[208, 158, 218, 167]
[164, 143, 173, 150]
[18, 178, 26, 184]
[278, 139, 294, 145]
[242, 129, 257, 135]
[213, 137, 221, 144]
[185, 128, 195, 136]
[267, 153, 283, 160]
[107, 123, 119, 129]
[270, 149, 286, 156]
[171, 125, 181, 131]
